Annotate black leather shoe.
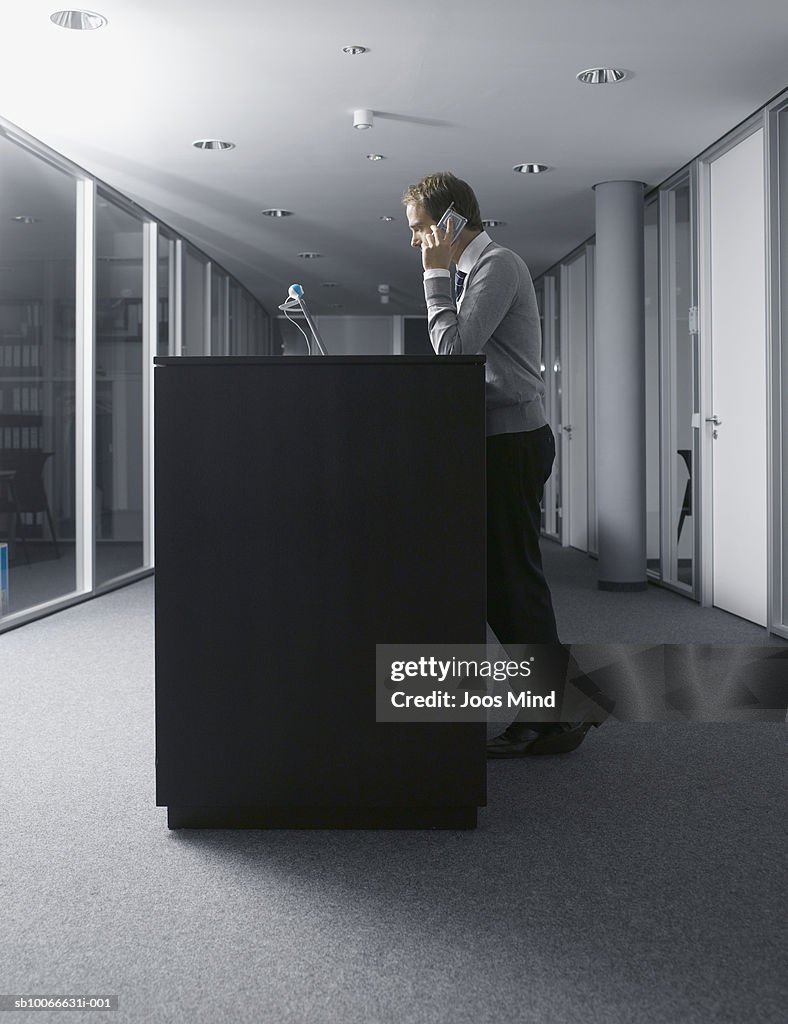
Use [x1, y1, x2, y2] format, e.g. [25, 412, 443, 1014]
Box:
[486, 722, 544, 758]
[487, 711, 611, 757]
[525, 721, 595, 755]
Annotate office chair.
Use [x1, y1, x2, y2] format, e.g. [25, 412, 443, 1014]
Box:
[677, 449, 692, 543]
[0, 449, 61, 562]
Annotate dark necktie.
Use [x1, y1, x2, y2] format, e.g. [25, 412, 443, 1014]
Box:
[454, 269, 467, 303]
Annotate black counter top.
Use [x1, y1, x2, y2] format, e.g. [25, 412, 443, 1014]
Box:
[153, 355, 485, 366]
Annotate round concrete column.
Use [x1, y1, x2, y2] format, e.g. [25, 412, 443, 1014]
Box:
[593, 180, 647, 590]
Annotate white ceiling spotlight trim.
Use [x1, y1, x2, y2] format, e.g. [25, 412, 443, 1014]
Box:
[513, 164, 552, 174]
[11, 216, 40, 224]
[353, 109, 374, 130]
[297, 252, 323, 259]
[366, 154, 385, 161]
[192, 140, 236, 151]
[50, 10, 107, 30]
[342, 45, 368, 55]
[482, 219, 507, 227]
[576, 67, 627, 84]
[261, 209, 293, 217]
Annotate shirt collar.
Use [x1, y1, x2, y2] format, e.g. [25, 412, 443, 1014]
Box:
[457, 230, 492, 275]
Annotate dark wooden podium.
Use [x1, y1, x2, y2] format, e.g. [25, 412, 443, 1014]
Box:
[154, 355, 486, 828]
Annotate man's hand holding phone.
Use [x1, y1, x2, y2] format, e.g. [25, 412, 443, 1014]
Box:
[421, 219, 454, 271]
[420, 203, 468, 271]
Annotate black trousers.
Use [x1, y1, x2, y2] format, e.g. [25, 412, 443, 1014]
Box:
[486, 425, 568, 723]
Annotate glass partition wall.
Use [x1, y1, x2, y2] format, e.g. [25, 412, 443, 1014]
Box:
[535, 182, 698, 593]
[156, 231, 173, 359]
[536, 273, 561, 541]
[660, 174, 698, 595]
[765, 99, 781, 634]
[0, 135, 77, 614]
[774, 101, 788, 636]
[644, 196, 661, 577]
[210, 266, 229, 356]
[534, 278, 547, 534]
[530, 91, 788, 634]
[0, 118, 270, 632]
[95, 195, 145, 586]
[181, 244, 207, 357]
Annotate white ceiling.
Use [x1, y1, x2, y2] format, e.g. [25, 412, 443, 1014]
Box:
[3, 0, 788, 316]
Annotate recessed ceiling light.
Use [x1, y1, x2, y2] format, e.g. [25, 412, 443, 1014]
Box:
[342, 45, 368, 55]
[320, 282, 338, 288]
[576, 67, 627, 85]
[192, 139, 235, 151]
[297, 252, 323, 259]
[513, 164, 552, 174]
[261, 208, 293, 217]
[380, 216, 395, 222]
[482, 219, 507, 227]
[11, 215, 40, 224]
[50, 10, 107, 30]
[366, 154, 385, 161]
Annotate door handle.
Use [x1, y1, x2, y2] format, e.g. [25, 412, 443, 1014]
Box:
[562, 425, 573, 434]
[705, 415, 722, 426]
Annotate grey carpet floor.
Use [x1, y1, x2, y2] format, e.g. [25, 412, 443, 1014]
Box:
[541, 540, 785, 644]
[1, 561, 786, 1024]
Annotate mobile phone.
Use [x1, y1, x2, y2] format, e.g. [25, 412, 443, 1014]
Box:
[436, 203, 468, 245]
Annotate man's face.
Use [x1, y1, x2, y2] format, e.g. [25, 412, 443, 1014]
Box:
[406, 202, 437, 251]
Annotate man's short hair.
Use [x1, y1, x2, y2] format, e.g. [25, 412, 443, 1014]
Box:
[402, 172, 483, 232]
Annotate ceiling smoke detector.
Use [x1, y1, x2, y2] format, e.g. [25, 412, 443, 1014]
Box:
[50, 10, 107, 30]
[576, 67, 627, 85]
[354, 109, 374, 130]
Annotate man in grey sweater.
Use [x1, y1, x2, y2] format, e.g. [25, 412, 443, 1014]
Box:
[403, 171, 609, 755]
